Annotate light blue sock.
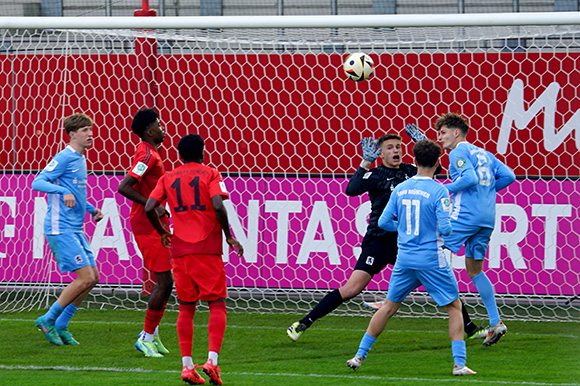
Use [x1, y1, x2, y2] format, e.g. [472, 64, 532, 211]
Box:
[355, 333, 377, 359]
[43, 302, 64, 325]
[451, 340, 466, 367]
[472, 272, 500, 326]
[55, 304, 78, 330]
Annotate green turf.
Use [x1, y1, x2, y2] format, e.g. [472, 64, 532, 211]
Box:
[1, 309, 579, 386]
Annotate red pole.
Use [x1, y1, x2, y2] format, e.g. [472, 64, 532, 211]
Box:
[134, 2, 157, 295]
[134, 4, 158, 111]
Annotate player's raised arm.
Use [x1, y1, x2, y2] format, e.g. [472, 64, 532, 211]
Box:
[345, 137, 380, 196]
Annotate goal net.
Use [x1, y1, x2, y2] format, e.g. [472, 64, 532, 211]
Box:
[1, 14, 579, 322]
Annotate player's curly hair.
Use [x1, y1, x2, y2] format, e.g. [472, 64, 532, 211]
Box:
[413, 139, 442, 168]
[178, 134, 204, 162]
[435, 112, 469, 135]
[64, 113, 92, 135]
[131, 108, 159, 138]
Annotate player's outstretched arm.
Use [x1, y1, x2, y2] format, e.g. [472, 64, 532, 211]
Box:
[404, 123, 427, 143]
[345, 137, 381, 197]
[360, 137, 381, 169]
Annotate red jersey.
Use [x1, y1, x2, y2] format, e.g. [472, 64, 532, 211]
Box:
[127, 142, 166, 234]
[150, 162, 228, 258]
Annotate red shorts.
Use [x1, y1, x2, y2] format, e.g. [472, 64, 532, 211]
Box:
[134, 230, 172, 273]
[172, 254, 226, 303]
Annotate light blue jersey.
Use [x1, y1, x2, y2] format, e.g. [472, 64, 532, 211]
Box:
[446, 142, 516, 229]
[378, 175, 452, 270]
[32, 146, 96, 235]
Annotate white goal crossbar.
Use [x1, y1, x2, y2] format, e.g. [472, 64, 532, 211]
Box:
[1, 12, 580, 30]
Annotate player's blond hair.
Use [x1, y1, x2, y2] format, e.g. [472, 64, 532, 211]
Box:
[64, 113, 93, 135]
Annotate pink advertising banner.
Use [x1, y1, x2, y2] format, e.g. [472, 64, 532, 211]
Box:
[1, 174, 578, 296]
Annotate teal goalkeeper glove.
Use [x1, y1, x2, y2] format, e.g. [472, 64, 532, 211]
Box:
[361, 137, 380, 162]
[360, 137, 381, 169]
[405, 123, 427, 142]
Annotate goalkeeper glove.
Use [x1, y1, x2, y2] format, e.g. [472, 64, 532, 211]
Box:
[360, 137, 381, 169]
[405, 123, 427, 143]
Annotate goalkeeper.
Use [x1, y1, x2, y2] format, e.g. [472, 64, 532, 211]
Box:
[287, 127, 486, 342]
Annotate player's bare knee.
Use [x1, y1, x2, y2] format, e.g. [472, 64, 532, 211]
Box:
[339, 285, 364, 300]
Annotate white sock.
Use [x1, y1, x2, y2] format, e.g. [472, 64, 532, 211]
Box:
[208, 351, 219, 365]
[182, 356, 194, 369]
[154, 325, 159, 337]
[140, 331, 155, 342]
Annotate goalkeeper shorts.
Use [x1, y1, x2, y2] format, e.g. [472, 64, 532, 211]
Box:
[354, 233, 398, 276]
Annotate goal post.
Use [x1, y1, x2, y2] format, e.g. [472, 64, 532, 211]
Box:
[0, 13, 578, 322]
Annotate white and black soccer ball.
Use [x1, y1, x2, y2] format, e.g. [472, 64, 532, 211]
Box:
[343, 52, 374, 82]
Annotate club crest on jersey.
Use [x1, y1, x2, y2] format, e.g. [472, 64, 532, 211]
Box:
[441, 197, 451, 212]
[45, 159, 58, 172]
[363, 171, 372, 179]
[132, 161, 148, 177]
[456, 158, 466, 168]
[366, 256, 375, 265]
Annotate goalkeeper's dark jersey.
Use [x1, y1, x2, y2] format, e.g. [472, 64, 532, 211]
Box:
[346, 163, 418, 237]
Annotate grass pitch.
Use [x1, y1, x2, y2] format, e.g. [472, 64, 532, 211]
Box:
[1, 309, 579, 386]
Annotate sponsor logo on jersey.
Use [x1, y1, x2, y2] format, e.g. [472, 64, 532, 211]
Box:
[456, 158, 466, 168]
[132, 161, 148, 177]
[363, 172, 372, 179]
[45, 159, 58, 172]
[219, 181, 228, 193]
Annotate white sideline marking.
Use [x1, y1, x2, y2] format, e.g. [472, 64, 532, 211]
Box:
[1, 318, 578, 339]
[0, 365, 578, 386]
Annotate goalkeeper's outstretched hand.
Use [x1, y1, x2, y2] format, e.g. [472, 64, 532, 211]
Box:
[405, 123, 427, 142]
[361, 137, 380, 162]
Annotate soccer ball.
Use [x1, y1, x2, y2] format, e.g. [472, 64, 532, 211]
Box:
[343, 52, 374, 82]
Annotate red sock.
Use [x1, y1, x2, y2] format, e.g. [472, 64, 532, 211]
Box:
[208, 301, 227, 354]
[143, 308, 164, 334]
[177, 304, 196, 357]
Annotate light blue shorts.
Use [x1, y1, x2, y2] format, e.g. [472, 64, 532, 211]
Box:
[387, 264, 459, 307]
[443, 226, 493, 260]
[46, 232, 96, 273]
